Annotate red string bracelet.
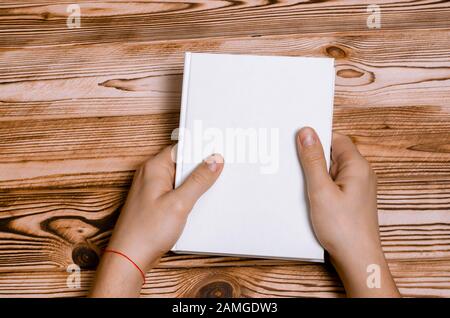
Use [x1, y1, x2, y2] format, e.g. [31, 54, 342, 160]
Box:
[103, 249, 146, 283]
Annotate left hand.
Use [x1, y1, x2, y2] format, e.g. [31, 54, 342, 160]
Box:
[90, 145, 224, 297]
[108, 145, 224, 271]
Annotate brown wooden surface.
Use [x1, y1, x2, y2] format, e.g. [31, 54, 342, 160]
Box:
[0, 0, 449, 297]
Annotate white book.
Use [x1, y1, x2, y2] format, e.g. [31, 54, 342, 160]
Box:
[173, 52, 335, 262]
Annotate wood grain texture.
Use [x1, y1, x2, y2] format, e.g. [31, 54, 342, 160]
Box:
[1, 0, 450, 47]
[1, 30, 449, 117]
[1, 260, 450, 298]
[0, 0, 449, 297]
[1, 30, 449, 188]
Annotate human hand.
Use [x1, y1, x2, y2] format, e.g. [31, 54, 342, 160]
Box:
[90, 146, 223, 297]
[296, 127, 399, 297]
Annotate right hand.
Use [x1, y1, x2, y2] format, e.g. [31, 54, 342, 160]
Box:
[296, 127, 400, 297]
[296, 128, 380, 260]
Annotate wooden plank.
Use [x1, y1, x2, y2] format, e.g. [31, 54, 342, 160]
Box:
[1, 260, 449, 298]
[1, 105, 449, 188]
[1, 29, 450, 270]
[1, 1, 449, 297]
[1, 1, 450, 47]
[1, 30, 449, 121]
[1, 107, 449, 271]
[0, 30, 449, 188]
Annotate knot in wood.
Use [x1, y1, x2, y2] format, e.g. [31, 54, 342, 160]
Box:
[71, 244, 99, 269]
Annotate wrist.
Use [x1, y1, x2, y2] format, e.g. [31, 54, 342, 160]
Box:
[327, 236, 384, 268]
[104, 249, 146, 281]
[89, 250, 144, 297]
[106, 236, 162, 273]
[330, 245, 386, 274]
[328, 245, 399, 297]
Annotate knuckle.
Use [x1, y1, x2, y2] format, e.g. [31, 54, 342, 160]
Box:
[355, 157, 370, 170]
[172, 200, 187, 214]
[303, 150, 324, 166]
[140, 160, 155, 177]
[160, 196, 188, 216]
[308, 186, 334, 202]
[190, 170, 209, 186]
[355, 158, 378, 181]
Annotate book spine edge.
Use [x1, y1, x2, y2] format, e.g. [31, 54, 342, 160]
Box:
[175, 51, 191, 188]
[172, 52, 192, 252]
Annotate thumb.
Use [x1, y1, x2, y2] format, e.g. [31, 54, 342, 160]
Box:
[171, 154, 224, 215]
[296, 127, 334, 194]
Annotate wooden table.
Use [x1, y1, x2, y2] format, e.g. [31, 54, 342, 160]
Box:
[1, 0, 449, 298]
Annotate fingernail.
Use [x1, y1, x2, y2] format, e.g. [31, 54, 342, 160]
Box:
[204, 155, 218, 172]
[299, 127, 316, 147]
